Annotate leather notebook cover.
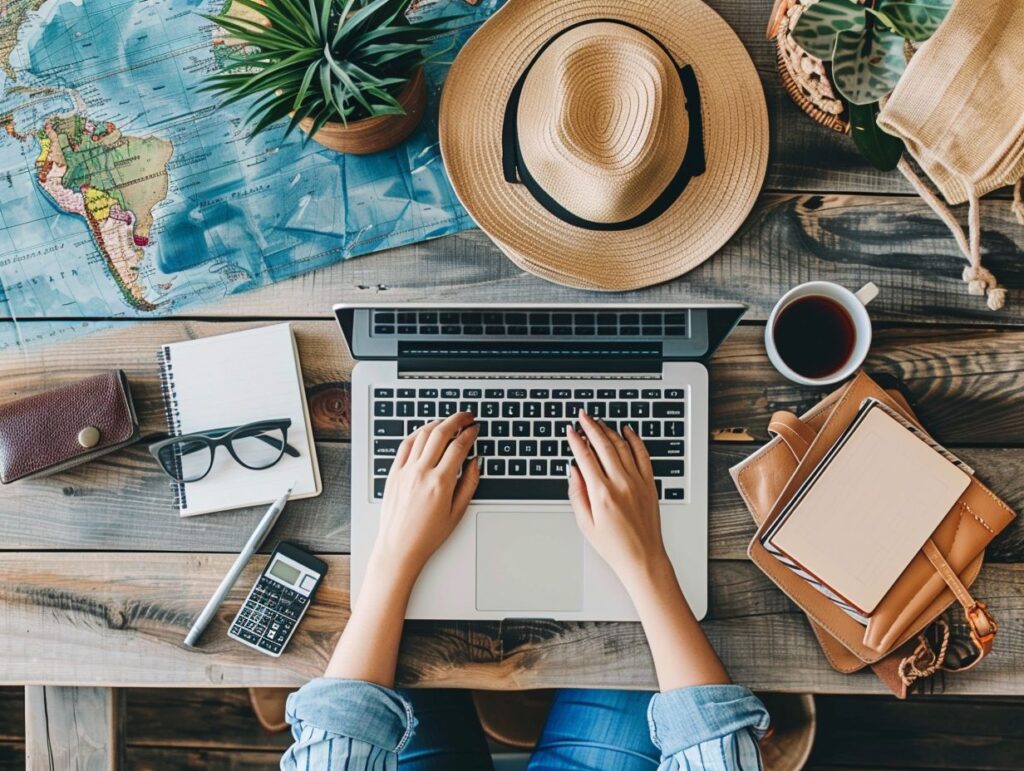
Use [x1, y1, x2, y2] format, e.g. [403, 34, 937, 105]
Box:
[764, 404, 971, 616]
[744, 372, 1016, 663]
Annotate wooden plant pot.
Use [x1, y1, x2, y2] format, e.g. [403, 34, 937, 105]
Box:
[299, 66, 427, 155]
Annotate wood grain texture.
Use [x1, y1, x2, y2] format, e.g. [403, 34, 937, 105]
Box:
[2, 553, 1024, 694]
[1, 320, 1022, 444]
[1, 193, 1016, 326]
[24, 687, 123, 771]
[2, 442, 1022, 564]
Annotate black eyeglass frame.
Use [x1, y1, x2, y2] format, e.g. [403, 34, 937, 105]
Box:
[148, 418, 300, 483]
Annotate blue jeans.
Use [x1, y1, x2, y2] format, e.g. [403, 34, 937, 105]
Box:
[398, 688, 659, 771]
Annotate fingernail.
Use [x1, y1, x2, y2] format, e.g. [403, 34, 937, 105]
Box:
[566, 425, 576, 436]
[476, 456, 484, 471]
[565, 463, 572, 478]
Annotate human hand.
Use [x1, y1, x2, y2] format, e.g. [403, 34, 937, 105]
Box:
[566, 411, 669, 586]
[373, 411, 481, 577]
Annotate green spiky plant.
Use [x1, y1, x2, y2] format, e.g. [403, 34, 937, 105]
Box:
[200, 0, 458, 140]
[790, 0, 952, 170]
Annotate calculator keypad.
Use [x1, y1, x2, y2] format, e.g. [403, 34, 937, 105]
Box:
[229, 575, 310, 656]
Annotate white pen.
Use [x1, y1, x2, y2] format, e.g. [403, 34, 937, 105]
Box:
[184, 484, 294, 648]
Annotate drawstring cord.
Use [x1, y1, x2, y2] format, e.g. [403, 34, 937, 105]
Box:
[897, 157, 1007, 311]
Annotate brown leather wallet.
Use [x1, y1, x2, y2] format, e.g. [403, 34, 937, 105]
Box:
[730, 371, 1017, 696]
[0, 370, 139, 484]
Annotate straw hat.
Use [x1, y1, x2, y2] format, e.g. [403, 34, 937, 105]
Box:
[439, 0, 769, 290]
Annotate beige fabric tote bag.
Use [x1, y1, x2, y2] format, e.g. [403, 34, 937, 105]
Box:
[877, 0, 1024, 311]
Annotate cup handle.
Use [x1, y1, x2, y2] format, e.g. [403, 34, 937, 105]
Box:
[855, 282, 879, 306]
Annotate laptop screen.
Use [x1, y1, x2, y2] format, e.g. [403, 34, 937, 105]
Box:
[335, 304, 745, 362]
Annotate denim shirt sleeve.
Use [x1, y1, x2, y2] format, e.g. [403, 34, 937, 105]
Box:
[281, 678, 417, 771]
[648, 684, 770, 770]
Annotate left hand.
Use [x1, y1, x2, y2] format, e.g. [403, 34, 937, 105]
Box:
[373, 411, 481, 576]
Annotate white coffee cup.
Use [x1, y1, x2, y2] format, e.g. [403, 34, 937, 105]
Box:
[765, 281, 878, 386]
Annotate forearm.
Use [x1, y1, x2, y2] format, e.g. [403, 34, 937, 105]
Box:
[323, 549, 418, 687]
[622, 556, 730, 692]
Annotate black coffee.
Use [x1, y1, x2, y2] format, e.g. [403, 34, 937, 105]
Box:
[772, 295, 856, 379]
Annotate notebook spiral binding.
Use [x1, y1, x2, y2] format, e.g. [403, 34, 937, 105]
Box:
[156, 345, 188, 510]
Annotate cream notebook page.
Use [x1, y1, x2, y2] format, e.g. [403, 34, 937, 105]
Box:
[159, 323, 321, 517]
[769, 407, 970, 614]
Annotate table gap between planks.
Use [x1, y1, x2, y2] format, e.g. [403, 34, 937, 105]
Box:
[2, 10, 1023, 766]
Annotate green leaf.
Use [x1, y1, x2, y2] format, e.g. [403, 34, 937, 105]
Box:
[790, 0, 865, 61]
[831, 26, 907, 104]
[875, 0, 952, 41]
[228, 0, 317, 45]
[847, 100, 904, 170]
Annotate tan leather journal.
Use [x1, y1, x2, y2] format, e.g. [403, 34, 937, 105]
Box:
[730, 371, 1016, 696]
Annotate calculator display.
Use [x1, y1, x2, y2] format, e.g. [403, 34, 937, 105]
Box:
[268, 560, 300, 585]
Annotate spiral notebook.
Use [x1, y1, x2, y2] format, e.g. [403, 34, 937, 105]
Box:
[157, 323, 322, 517]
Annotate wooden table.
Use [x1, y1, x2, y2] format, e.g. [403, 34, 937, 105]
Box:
[3, 0, 1024, 765]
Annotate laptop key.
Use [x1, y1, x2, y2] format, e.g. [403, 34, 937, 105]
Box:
[487, 459, 506, 476]
[509, 459, 527, 475]
[419, 388, 438, 398]
[609, 402, 628, 417]
[530, 459, 547, 476]
[396, 402, 414, 417]
[544, 402, 563, 418]
[477, 440, 495, 456]
[541, 440, 559, 456]
[530, 389, 550, 399]
[534, 422, 552, 437]
[653, 402, 685, 418]
[524, 402, 541, 418]
[374, 388, 394, 398]
[574, 389, 594, 399]
[492, 422, 510, 437]
[374, 420, 404, 436]
[441, 388, 459, 398]
[481, 402, 499, 418]
[553, 389, 571, 399]
[498, 440, 516, 456]
[555, 422, 571, 437]
[664, 422, 685, 437]
[621, 420, 640, 435]
[551, 459, 568, 476]
[374, 458, 393, 476]
[465, 388, 482, 398]
[641, 421, 661, 437]
[502, 402, 520, 417]
[520, 441, 537, 456]
[508, 389, 527, 398]
[652, 460, 684, 477]
[439, 401, 457, 417]
[513, 421, 531, 437]
[417, 402, 436, 417]
[460, 401, 479, 414]
[630, 403, 650, 418]
[407, 420, 425, 432]
[398, 388, 415, 398]
[374, 439, 402, 456]
[642, 389, 661, 398]
[485, 388, 504, 398]
[373, 479, 386, 499]
[665, 488, 685, 500]
[374, 402, 394, 416]
[474, 479, 568, 499]
[665, 389, 685, 399]
[645, 440, 684, 457]
[597, 389, 616, 399]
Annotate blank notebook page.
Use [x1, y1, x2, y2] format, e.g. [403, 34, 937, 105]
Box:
[161, 323, 321, 516]
[769, 406, 970, 614]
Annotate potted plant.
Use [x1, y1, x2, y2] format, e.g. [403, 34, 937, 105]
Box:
[773, 0, 952, 170]
[202, 0, 457, 154]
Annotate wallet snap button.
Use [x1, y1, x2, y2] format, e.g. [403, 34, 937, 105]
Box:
[78, 426, 100, 448]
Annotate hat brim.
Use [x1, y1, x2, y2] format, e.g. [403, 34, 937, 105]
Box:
[439, 0, 769, 291]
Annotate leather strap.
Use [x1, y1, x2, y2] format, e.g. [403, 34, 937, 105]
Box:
[767, 411, 817, 461]
[921, 539, 997, 663]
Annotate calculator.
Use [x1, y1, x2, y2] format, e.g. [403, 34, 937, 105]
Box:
[228, 542, 327, 657]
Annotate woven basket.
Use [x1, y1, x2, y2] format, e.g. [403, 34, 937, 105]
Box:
[768, 0, 852, 133]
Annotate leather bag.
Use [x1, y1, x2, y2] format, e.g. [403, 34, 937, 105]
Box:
[730, 371, 1016, 697]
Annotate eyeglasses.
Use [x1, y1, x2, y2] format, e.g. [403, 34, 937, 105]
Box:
[148, 419, 300, 483]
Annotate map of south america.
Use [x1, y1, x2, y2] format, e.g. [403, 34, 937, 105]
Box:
[35, 116, 173, 310]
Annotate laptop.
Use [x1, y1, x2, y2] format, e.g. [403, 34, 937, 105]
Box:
[334, 303, 744, 621]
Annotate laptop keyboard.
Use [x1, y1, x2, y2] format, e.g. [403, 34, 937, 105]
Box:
[370, 385, 686, 502]
[370, 310, 688, 337]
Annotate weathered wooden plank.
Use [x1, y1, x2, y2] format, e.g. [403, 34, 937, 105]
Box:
[1, 441, 1022, 564]
[2, 553, 1023, 694]
[1, 319, 1023, 444]
[0, 194, 1021, 328]
[24, 686, 124, 771]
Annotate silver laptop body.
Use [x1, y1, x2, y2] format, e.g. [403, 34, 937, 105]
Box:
[335, 302, 745, 621]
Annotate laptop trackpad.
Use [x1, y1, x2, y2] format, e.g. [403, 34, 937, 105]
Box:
[476, 511, 584, 612]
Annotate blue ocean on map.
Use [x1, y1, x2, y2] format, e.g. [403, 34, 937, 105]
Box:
[0, 0, 498, 348]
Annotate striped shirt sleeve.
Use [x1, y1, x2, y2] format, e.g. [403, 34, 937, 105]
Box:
[647, 684, 770, 771]
[281, 678, 417, 771]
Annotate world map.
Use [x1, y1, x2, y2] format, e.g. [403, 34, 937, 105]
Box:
[0, 0, 497, 348]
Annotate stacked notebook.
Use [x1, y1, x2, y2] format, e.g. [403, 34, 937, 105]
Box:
[761, 399, 972, 625]
[157, 323, 322, 516]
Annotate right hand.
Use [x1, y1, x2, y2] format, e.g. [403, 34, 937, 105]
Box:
[566, 410, 669, 584]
